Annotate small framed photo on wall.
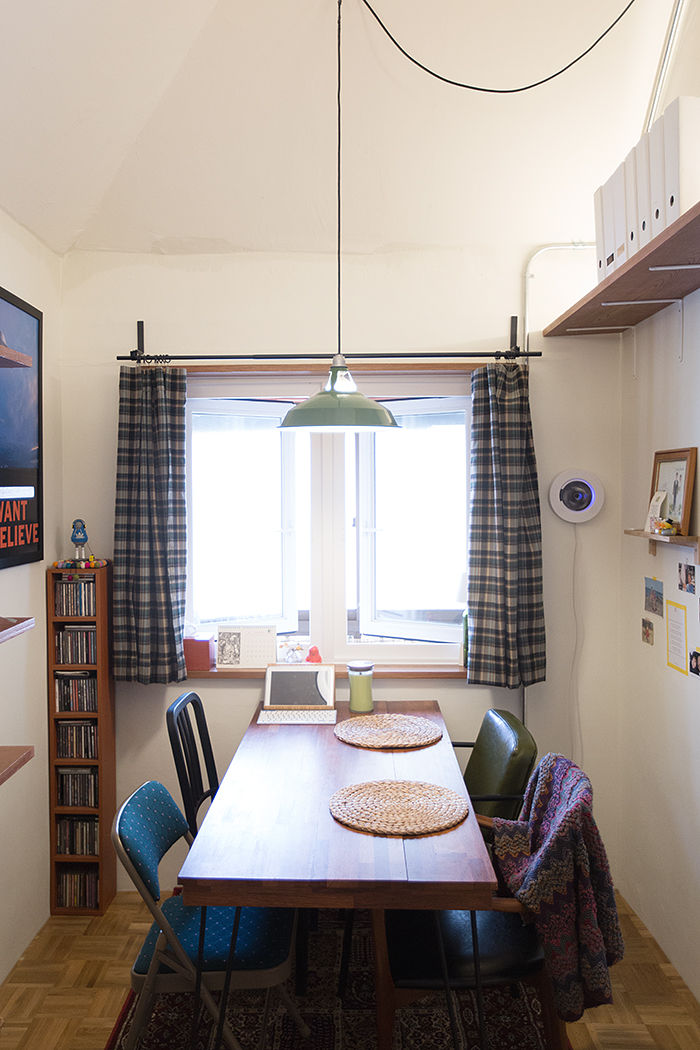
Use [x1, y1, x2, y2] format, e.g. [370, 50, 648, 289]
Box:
[650, 448, 697, 536]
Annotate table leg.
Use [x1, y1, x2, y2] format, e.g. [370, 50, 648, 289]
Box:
[371, 909, 396, 1050]
[212, 906, 242, 1050]
[295, 909, 309, 996]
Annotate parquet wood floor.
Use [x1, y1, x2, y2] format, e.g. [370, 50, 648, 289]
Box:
[0, 893, 697, 1049]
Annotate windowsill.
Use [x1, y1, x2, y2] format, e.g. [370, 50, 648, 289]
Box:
[186, 663, 467, 680]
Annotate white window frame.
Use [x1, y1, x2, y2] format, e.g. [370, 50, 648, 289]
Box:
[185, 366, 471, 665]
[185, 396, 299, 633]
[355, 396, 470, 644]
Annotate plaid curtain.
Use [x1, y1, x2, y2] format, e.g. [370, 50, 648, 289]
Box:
[467, 363, 545, 688]
[113, 367, 187, 683]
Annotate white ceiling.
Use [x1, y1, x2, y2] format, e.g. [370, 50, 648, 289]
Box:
[0, 0, 679, 257]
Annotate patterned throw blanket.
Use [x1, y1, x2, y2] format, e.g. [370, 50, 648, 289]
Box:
[492, 753, 624, 1022]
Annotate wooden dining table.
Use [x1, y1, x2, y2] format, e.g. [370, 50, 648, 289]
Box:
[179, 698, 496, 910]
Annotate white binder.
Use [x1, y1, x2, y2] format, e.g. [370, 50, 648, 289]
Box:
[624, 148, 638, 261]
[663, 95, 700, 227]
[635, 134, 652, 249]
[611, 162, 627, 270]
[649, 114, 666, 238]
[593, 186, 605, 282]
[601, 174, 617, 277]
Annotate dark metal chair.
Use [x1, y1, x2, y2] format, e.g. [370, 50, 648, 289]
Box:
[166, 690, 220, 837]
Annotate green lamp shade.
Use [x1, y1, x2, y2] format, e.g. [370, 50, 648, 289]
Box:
[280, 356, 399, 431]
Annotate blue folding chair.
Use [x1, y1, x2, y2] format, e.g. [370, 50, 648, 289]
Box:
[112, 780, 309, 1050]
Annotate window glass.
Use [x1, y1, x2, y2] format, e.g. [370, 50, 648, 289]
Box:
[186, 371, 469, 663]
[354, 398, 469, 643]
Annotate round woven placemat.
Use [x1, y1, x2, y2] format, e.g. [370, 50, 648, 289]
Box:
[334, 713, 442, 750]
[329, 779, 469, 837]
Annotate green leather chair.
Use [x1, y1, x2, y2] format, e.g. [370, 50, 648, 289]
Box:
[453, 707, 538, 820]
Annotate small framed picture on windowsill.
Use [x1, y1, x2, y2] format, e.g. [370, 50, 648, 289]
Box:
[650, 448, 697, 536]
[216, 625, 277, 669]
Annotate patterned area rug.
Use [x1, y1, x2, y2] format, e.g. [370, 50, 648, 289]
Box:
[106, 910, 547, 1050]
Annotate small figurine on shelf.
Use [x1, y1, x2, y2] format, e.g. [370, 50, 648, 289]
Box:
[306, 645, 322, 663]
[71, 518, 88, 559]
[52, 519, 109, 569]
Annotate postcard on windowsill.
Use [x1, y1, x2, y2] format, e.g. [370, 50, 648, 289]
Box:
[216, 624, 277, 669]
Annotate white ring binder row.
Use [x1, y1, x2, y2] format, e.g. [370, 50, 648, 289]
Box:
[595, 96, 700, 284]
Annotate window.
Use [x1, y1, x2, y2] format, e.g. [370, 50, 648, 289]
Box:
[186, 368, 469, 664]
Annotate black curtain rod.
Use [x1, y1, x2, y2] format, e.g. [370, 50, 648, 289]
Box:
[116, 350, 541, 362]
[115, 318, 541, 363]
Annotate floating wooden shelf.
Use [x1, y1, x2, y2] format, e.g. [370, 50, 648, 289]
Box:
[624, 529, 700, 562]
[544, 200, 700, 337]
[0, 745, 34, 787]
[0, 616, 35, 644]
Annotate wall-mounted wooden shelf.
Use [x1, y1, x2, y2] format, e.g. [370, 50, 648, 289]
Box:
[544, 200, 700, 337]
[624, 529, 700, 562]
[0, 616, 35, 644]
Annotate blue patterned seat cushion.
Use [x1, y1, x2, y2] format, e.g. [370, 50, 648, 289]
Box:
[134, 897, 295, 975]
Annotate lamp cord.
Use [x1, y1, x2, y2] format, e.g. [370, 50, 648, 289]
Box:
[337, 0, 342, 357]
[358, 0, 637, 94]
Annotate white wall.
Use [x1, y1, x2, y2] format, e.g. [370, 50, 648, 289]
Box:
[59, 244, 623, 897]
[617, 291, 700, 998]
[0, 208, 63, 982]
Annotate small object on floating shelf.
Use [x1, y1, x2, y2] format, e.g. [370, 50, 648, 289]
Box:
[52, 556, 108, 569]
[306, 645, 322, 663]
[71, 518, 89, 560]
[650, 517, 679, 536]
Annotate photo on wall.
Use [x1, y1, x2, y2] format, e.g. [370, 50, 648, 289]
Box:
[0, 285, 43, 570]
[678, 562, 696, 594]
[644, 576, 664, 617]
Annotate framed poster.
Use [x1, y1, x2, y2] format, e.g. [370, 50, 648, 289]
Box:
[0, 285, 43, 569]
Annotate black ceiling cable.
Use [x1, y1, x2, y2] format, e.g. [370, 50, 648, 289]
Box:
[358, 0, 638, 93]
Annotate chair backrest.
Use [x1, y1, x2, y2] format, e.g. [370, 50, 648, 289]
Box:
[166, 690, 220, 836]
[463, 708, 537, 820]
[112, 780, 190, 902]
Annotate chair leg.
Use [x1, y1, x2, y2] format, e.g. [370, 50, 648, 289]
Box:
[124, 936, 168, 1050]
[433, 910, 466, 1050]
[123, 987, 156, 1050]
[198, 984, 243, 1050]
[532, 969, 568, 1050]
[337, 909, 355, 997]
[256, 988, 273, 1050]
[278, 984, 311, 1038]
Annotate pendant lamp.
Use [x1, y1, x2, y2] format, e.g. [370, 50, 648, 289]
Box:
[280, 0, 398, 432]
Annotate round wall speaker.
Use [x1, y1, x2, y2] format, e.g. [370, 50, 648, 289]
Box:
[549, 470, 605, 523]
